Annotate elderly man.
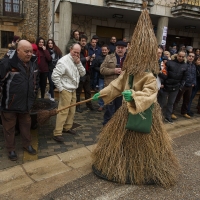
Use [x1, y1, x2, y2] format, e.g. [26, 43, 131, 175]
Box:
[52, 44, 86, 142]
[100, 41, 127, 125]
[0, 40, 39, 161]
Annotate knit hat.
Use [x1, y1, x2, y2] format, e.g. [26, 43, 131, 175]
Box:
[186, 46, 193, 51]
[13, 35, 20, 43]
[172, 43, 177, 47]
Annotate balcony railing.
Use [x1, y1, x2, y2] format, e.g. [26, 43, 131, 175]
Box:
[171, 0, 200, 18]
[105, 0, 154, 10]
[174, 0, 200, 6]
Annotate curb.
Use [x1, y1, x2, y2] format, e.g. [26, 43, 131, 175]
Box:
[0, 115, 200, 198]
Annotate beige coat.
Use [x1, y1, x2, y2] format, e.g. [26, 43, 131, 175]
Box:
[100, 53, 119, 87]
[100, 70, 158, 115]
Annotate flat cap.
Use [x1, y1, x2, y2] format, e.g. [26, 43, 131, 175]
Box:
[115, 41, 127, 47]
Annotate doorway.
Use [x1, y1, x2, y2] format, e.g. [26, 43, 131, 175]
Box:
[166, 35, 193, 50]
[96, 26, 124, 45]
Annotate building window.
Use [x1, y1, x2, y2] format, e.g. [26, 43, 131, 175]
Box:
[4, 0, 20, 17]
[1, 31, 14, 48]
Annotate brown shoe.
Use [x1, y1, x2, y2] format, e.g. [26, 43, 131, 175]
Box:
[182, 114, 191, 119]
[53, 136, 64, 142]
[63, 129, 76, 135]
[171, 114, 177, 120]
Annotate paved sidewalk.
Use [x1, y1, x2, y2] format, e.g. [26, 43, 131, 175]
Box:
[0, 96, 200, 199]
[0, 101, 104, 170]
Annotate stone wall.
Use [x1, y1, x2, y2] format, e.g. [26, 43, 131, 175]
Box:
[0, 0, 49, 58]
[71, 14, 134, 42]
[18, 0, 49, 41]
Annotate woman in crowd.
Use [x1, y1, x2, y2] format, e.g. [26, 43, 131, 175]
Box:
[195, 48, 200, 58]
[188, 56, 200, 115]
[46, 39, 62, 101]
[36, 37, 52, 98]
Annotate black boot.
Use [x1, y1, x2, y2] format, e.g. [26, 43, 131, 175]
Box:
[76, 105, 83, 113]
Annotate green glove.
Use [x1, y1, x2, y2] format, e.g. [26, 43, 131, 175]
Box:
[122, 90, 133, 102]
[92, 92, 100, 101]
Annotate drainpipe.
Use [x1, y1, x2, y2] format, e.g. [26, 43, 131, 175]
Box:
[37, 0, 40, 38]
[52, 0, 55, 39]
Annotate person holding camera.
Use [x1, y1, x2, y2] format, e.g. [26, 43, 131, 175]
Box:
[76, 34, 95, 112]
[100, 41, 127, 125]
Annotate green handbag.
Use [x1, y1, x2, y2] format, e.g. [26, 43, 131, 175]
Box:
[125, 75, 153, 134]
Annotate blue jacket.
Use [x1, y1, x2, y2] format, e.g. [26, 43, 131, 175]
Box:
[88, 45, 101, 57]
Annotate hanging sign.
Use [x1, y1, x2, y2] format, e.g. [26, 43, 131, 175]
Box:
[161, 26, 168, 49]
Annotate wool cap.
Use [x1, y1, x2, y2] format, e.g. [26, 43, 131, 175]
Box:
[186, 46, 193, 51]
[115, 41, 127, 47]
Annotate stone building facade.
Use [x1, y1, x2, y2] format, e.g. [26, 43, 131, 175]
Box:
[51, 0, 200, 55]
[0, 0, 50, 58]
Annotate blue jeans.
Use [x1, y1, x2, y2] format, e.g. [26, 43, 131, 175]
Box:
[98, 78, 104, 108]
[103, 96, 122, 125]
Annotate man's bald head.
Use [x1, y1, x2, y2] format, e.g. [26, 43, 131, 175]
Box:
[17, 40, 33, 63]
[70, 43, 81, 58]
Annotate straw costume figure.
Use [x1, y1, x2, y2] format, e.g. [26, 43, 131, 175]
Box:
[91, 3, 180, 188]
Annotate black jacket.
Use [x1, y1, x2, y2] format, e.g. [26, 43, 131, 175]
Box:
[0, 51, 39, 112]
[80, 46, 90, 82]
[109, 42, 116, 54]
[93, 54, 107, 79]
[159, 59, 188, 91]
[48, 49, 61, 72]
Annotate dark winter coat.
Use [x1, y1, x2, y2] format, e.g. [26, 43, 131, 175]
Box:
[0, 51, 39, 112]
[109, 42, 116, 54]
[159, 58, 188, 91]
[93, 54, 107, 79]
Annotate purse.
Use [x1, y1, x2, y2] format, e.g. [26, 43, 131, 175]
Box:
[125, 75, 153, 133]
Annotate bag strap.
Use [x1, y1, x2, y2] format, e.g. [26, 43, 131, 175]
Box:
[128, 75, 134, 89]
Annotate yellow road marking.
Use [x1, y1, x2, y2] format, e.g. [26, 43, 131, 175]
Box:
[23, 129, 38, 162]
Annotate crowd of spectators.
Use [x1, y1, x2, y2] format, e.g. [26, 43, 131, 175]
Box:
[1, 32, 200, 160]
